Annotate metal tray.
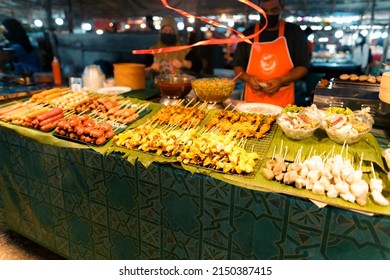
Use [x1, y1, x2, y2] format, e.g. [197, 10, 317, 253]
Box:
[330, 78, 380, 89]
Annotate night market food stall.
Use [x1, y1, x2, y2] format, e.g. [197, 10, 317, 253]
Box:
[1, 0, 389, 261]
[0, 84, 389, 260]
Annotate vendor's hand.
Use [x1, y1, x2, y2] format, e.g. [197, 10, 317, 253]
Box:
[260, 78, 282, 95]
[182, 60, 192, 69]
[171, 59, 182, 69]
[151, 62, 162, 72]
[172, 59, 191, 69]
[248, 75, 263, 91]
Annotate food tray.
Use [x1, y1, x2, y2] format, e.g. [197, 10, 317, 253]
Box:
[53, 107, 152, 146]
[330, 78, 380, 88]
[13, 122, 58, 133]
[53, 131, 114, 147]
[182, 121, 278, 177]
[95, 107, 152, 133]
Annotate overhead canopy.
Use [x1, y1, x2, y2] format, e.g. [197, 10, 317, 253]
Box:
[0, 0, 389, 26]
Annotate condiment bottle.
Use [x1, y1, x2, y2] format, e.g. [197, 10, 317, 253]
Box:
[51, 56, 62, 86]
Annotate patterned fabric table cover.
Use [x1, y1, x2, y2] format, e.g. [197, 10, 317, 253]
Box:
[0, 125, 389, 259]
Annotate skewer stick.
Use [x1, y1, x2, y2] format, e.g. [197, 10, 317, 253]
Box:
[307, 146, 313, 160]
[64, 111, 74, 118]
[326, 147, 333, 161]
[279, 140, 284, 155]
[137, 103, 150, 114]
[359, 153, 364, 171]
[370, 161, 376, 179]
[77, 107, 92, 116]
[198, 101, 207, 110]
[340, 140, 346, 158]
[185, 98, 195, 107]
[295, 146, 303, 163]
[224, 103, 232, 110]
[272, 145, 276, 159]
[323, 149, 330, 163]
[177, 99, 185, 106]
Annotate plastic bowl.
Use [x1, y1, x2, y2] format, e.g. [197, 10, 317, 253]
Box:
[154, 74, 195, 99]
[277, 112, 321, 140]
[321, 113, 372, 144]
[192, 77, 235, 103]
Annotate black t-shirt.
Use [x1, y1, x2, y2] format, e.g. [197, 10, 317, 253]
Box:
[232, 22, 310, 70]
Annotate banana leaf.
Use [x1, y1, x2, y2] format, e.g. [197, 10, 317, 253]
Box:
[225, 126, 390, 216]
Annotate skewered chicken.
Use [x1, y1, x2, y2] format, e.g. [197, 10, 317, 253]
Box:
[114, 124, 259, 174]
[204, 110, 276, 139]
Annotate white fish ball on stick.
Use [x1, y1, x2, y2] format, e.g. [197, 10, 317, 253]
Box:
[371, 190, 389, 206]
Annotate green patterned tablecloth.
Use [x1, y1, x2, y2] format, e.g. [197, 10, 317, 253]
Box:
[0, 123, 389, 259]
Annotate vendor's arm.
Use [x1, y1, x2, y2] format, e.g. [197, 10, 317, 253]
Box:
[261, 66, 308, 95]
[185, 49, 203, 73]
[234, 66, 262, 90]
[234, 65, 308, 94]
[144, 54, 159, 77]
[171, 49, 202, 73]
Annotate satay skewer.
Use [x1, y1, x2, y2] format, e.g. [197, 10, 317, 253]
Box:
[224, 103, 232, 110]
[185, 98, 195, 107]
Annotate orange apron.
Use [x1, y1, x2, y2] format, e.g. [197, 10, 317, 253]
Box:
[244, 20, 294, 107]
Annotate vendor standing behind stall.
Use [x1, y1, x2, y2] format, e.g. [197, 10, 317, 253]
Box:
[1, 18, 41, 75]
[232, 0, 309, 106]
[144, 17, 202, 77]
[352, 34, 370, 75]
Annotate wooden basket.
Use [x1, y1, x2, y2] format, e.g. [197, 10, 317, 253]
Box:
[113, 63, 145, 90]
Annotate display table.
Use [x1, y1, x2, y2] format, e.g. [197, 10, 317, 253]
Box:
[0, 101, 390, 259]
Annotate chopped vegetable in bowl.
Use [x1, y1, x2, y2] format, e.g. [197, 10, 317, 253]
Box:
[277, 106, 321, 140]
[321, 109, 372, 144]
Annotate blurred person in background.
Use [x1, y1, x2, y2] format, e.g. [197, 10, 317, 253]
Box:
[1, 18, 41, 75]
[352, 34, 370, 75]
[232, 0, 309, 106]
[197, 28, 225, 75]
[144, 17, 202, 77]
[225, 28, 238, 68]
[304, 27, 314, 60]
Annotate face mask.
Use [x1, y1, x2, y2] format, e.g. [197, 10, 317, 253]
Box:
[160, 33, 177, 45]
[355, 37, 363, 45]
[261, 14, 280, 28]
